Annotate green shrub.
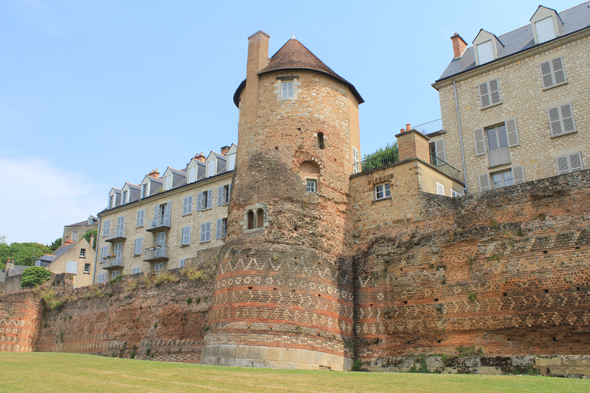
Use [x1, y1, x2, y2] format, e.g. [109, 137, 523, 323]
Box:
[351, 359, 362, 371]
[467, 292, 477, 302]
[154, 271, 177, 286]
[21, 266, 52, 287]
[185, 269, 206, 281]
[109, 274, 127, 285]
[186, 297, 192, 305]
[456, 346, 483, 357]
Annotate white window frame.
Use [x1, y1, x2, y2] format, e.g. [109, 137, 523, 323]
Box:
[556, 152, 583, 175]
[306, 179, 317, 193]
[154, 262, 164, 272]
[122, 190, 128, 204]
[79, 248, 86, 258]
[227, 153, 236, 171]
[141, 183, 148, 198]
[436, 182, 444, 196]
[353, 147, 360, 174]
[200, 222, 212, 243]
[451, 189, 462, 198]
[188, 166, 196, 183]
[535, 16, 556, 44]
[548, 103, 575, 137]
[83, 263, 90, 274]
[490, 170, 514, 190]
[281, 80, 294, 99]
[207, 160, 216, 178]
[375, 183, 391, 200]
[476, 40, 494, 65]
[164, 175, 172, 191]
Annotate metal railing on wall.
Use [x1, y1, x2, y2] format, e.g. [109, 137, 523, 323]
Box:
[414, 119, 443, 135]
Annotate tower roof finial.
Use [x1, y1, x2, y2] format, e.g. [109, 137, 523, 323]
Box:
[291, 33, 295, 39]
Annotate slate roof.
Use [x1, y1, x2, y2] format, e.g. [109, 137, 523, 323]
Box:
[37, 255, 57, 263]
[437, 1, 590, 82]
[65, 216, 98, 227]
[234, 38, 363, 107]
[52, 243, 75, 258]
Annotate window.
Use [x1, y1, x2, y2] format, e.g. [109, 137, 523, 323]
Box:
[548, 103, 575, 137]
[97, 273, 106, 283]
[556, 152, 583, 175]
[101, 246, 108, 261]
[477, 41, 494, 64]
[197, 190, 213, 210]
[429, 139, 446, 165]
[122, 190, 128, 204]
[281, 80, 294, 98]
[103, 220, 111, 236]
[535, 17, 556, 44]
[216, 218, 227, 239]
[257, 210, 264, 228]
[318, 132, 325, 149]
[79, 248, 86, 258]
[540, 57, 566, 89]
[132, 267, 141, 274]
[183, 196, 193, 215]
[116, 216, 124, 237]
[111, 270, 120, 279]
[207, 161, 216, 177]
[473, 119, 519, 158]
[66, 261, 78, 274]
[228, 153, 236, 171]
[375, 183, 391, 200]
[217, 185, 231, 205]
[478, 166, 525, 192]
[179, 259, 185, 268]
[181, 226, 192, 245]
[164, 175, 172, 191]
[134, 238, 143, 255]
[436, 182, 444, 196]
[306, 179, 317, 193]
[353, 147, 360, 174]
[35, 260, 41, 267]
[108, 195, 115, 209]
[248, 211, 255, 229]
[478, 79, 501, 108]
[451, 189, 462, 198]
[136, 209, 145, 227]
[188, 166, 196, 183]
[84, 263, 90, 274]
[113, 243, 123, 266]
[141, 183, 148, 198]
[200, 222, 212, 242]
[72, 231, 78, 242]
[154, 262, 165, 272]
[486, 124, 508, 151]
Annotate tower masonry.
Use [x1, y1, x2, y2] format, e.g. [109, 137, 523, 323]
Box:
[201, 31, 363, 370]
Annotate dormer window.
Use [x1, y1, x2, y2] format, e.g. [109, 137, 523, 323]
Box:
[164, 175, 172, 191]
[477, 41, 494, 64]
[227, 153, 236, 171]
[122, 190, 128, 204]
[207, 161, 216, 177]
[141, 183, 148, 198]
[188, 166, 196, 183]
[108, 195, 115, 209]
[535, 17, 556, 43]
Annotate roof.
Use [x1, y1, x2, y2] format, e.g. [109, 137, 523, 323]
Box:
[52, 243, 76, 258]
[37, 254, 57, 263]
[233, 38, 364, 107]
[437, 1, 590, 82]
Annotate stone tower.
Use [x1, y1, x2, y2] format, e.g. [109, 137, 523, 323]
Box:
[201, 31, 363, 371]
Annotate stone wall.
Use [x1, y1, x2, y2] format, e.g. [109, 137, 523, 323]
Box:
[353, 169, 590, 365]
[0, 288, 42, 352]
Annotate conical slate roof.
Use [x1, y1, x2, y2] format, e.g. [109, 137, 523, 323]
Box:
[233, 38, 363, 107]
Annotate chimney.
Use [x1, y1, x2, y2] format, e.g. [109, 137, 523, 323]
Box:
[194, 152, 206, 162]
[247, 30, 270, 78]
[148, 169, 159, 178]
[64, 239, 74, 245]
[395, 126, 431, 162]
[90, 234, 95, 249]
[6, 259, 15, 271]
[451, 33, 468, 59]
[220, 146, 230, 156]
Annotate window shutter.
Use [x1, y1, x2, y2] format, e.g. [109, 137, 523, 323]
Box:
[165, 202, 172, 217]
[556, 156, 570, 174]
[560, 103, 575, 133]
[101, 246, 108, 259]
[478, 82, 490, 107]
[227, 184, 231, 204]
[197, 192, 203, 211]
[136, 211, 141, 227]
[473, 128, 486, 156]
[141, 210, 145, 226]
[187, 196, 192, 214]
[436, 183, 444, 195]
[207, 189, 213, 209]
[489, 79, 501, 104]
[434, 139, 446, 162]
[156, 231, 166, 247]
[478, 174, 491, 192]
[540, 61, 553, 88]
[216, 219, 222, 239]
[569, 152, 583, 172]
[66, 261, 78, 274]
[182, 197, 187, 214]
[207, 222, 211, 241]
[505, 118, 519, 147]
[548, 107, 562, 136]
[512, 166, 525, 184]
[135, 238, 142, 254]
[552, 57, 566, 84]
[217, 186, 224, 206]
[200, 223, 206, 242]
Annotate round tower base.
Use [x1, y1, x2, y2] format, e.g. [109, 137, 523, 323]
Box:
[201, 344, 352, 371]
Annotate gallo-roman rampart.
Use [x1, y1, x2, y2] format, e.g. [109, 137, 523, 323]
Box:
[2, 25, 590, 377]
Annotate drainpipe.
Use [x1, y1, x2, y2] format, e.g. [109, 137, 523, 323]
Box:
[453, 81, 468, 194]
[91, 216, 101, 285]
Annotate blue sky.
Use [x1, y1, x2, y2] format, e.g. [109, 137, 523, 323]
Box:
[0, 0, 582, 244]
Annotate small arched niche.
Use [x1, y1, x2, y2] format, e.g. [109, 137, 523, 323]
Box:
[299, 160, 320, 175]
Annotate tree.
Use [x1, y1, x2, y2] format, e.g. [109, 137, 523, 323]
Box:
[21, 266, 52, 287]
[0, 234, 6, 244]
[0, 242, 52, 267]
[49, 238, 62, 252]
[81, 230, 98, 250]
[361, 141, 399, 171]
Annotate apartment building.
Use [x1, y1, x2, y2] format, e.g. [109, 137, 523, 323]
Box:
[94, 144, 237, 283]
[431, 2, 590, 193]
[62, 216, 98, 243]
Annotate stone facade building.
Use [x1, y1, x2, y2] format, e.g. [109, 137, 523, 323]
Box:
[62, 216, 98, 243]
[94, 145, 236, 282]
[35, 238, 97, 288]
[432, 2, 589, 193]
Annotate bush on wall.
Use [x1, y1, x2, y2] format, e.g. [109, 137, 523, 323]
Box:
[21, 266, 52, 287]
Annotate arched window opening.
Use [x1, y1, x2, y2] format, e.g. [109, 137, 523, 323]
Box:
[247, 211, 255, 230]
[257, 209, 264, 228]
[318, 132, 325, 149]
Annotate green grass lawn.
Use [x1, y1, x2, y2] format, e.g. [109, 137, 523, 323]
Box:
[0, 353, 589, 393]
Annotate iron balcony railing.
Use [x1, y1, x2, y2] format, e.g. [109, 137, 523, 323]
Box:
[430, 154, 461, 180]
[489, 147, 511, 167]
[102, 256, 124, 269]
[104, 225, 126, 242]
[148, 214, 171, 232]
[414, 118, 443, 136]
[356, 150, 399, 173]
[144, 246, 169, 262]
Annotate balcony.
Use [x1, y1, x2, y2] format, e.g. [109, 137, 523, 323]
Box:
[414, 118, 443, 136]
[104, 226, 126, 243]
[355, 150, 399, 174]
[430, 154, 462, 181]
[102, 256, 124, 270]
[144, 246, 169, 262]
[489, 147, 511, 167]
[146, 214, 171, 232]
